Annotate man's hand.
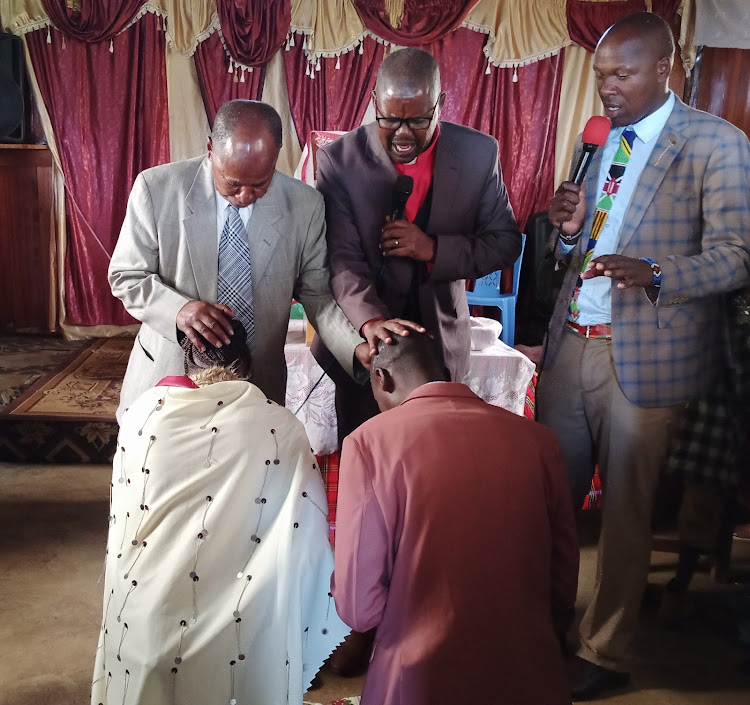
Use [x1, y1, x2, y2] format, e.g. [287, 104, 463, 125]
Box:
[354, 342, 372, 371]
[176, 301, 235, 351]
[549, 181, 586, 237]
[362, 318, 426, 357]
[380, 219, 436, 262]
[581, 255, 653, 289]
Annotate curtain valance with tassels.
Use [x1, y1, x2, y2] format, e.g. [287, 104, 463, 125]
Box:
[1, 0, 698, 75]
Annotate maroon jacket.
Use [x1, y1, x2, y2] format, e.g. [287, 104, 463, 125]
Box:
[333, 383, 579, 705]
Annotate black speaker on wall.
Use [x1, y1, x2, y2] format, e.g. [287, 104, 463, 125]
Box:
[0, 33, 26, 143]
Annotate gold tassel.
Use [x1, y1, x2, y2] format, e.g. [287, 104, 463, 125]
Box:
[385, 0, 405, 29]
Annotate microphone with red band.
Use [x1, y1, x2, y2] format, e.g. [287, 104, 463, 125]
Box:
[572, 115, 611, 185]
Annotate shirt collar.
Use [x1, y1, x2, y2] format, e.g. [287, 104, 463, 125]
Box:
[626, 91, 676, 144]
[396, 124, 440, 167]
[214, 189, 253, 217]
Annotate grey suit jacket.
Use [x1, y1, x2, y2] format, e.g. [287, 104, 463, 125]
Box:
[543, 99, 750, 407]
[313, 121, 521, 382]
[109, 156, 363, 420]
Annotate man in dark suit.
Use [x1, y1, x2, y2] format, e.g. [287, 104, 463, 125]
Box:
[537, 12, 750, 700]
[312, 47, 522, 442]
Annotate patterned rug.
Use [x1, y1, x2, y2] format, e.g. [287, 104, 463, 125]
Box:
[0, 337, 131, 463]
[0, 334, 89, 408]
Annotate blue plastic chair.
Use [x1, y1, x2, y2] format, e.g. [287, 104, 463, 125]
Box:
[466, 232, 526, 347]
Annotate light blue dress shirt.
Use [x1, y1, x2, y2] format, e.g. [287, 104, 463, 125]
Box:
[215, 189, 254, 245]
[562, 91, 676, 324]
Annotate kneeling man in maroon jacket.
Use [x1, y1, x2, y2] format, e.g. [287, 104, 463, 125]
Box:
[333, 331, 579, 705]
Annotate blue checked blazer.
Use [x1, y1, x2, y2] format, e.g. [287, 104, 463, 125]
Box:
[543, 98, 750, 407]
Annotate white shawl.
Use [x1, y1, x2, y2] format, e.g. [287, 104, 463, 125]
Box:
[92, 380, 349, 705]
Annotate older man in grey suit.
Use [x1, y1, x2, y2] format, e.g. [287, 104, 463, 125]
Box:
[110, 100, 418, 421]
[537, 13, 750, 700]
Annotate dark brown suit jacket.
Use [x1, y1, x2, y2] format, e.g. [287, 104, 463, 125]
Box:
[312, 121, 521, 382]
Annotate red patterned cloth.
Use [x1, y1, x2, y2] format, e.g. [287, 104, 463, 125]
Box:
[524, 371, 537, 420]
[315, 452, 340, 544]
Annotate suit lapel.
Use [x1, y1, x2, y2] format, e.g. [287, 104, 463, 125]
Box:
[617, 100, 688, 252]
[184, 158, 218, 302]
[427, 123, 460, 233]
[246, 174, 284, 283]
[364, 121, 397, 197]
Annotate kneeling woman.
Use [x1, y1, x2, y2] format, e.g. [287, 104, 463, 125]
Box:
[92, 323, 348, 704]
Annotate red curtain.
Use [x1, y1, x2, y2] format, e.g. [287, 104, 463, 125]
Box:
[26, 13, 169, 327]
[216, 0, 290, 68]
[194, 32, 266, 127]
[567, 0, 682, 51]
[352, 0, 478, 45]
[40, 0, 146, 42]
[427, 28, 563, 232]
[283, 38, 385, 147]
[487, 54, 564, 233]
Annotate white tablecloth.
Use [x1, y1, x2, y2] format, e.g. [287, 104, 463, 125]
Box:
[284, 319, 536, 456]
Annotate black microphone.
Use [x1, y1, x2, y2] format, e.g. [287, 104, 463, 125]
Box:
[390, 174, 413, 220]
[572, 115, 611, 184]
[377, 175, 414, 291]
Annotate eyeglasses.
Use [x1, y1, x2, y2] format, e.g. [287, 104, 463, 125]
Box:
[375, 99, 440, 131]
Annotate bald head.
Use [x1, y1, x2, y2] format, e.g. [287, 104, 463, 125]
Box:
[212, 100, 283, 156]
[375, 47, 441, 104]
[207, 100, 281, 209]
[599, 11, 675, 63]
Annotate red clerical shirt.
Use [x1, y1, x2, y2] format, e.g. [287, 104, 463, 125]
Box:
[361, 129, 440, 336]
[394, 126, 439, 223]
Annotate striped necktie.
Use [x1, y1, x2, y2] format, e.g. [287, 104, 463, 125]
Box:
[217, 205, 255, 346]
[569, 126, 636, 321]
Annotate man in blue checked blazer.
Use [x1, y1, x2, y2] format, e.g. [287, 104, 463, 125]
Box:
[537, 12, 750, 700]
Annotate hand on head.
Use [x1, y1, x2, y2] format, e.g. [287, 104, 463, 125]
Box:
[180, 317, 253, 382]
[176, 301, 235, 351]
[362, 318, 426, 360]
[369, 329, 448, 412]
